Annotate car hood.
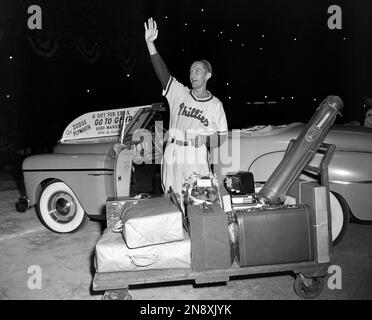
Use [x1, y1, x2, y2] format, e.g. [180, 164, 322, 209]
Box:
[53, 139, 117, 155]
[325, 125, 372, 151]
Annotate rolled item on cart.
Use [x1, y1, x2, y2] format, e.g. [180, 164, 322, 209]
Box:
[257, 95, 343, 205]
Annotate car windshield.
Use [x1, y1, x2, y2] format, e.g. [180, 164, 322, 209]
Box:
[120, 106, 154, 144]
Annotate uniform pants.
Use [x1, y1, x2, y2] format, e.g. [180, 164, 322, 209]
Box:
[161, 142, 210, 196]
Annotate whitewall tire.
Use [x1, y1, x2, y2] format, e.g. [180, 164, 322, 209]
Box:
[330, 192, 349, 246]
[37, 180, 88, 233]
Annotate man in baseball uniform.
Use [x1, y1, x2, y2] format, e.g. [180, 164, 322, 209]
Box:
[144, 17, 228, 195]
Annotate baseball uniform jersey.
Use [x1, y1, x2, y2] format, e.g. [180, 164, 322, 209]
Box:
[161, 76, 228, 195]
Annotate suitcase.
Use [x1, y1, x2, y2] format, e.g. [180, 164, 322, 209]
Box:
[187, 203, 233, 271]
[106, 196, 148, 230]
[235, 204, 314, 267]
[95, 229, 191, 273]
[122, 196, 184, 248]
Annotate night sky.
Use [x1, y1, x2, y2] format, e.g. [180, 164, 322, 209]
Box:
[1, 0, 372, 166]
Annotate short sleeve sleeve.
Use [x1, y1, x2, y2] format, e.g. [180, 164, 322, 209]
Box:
[162, 76, 188, 111]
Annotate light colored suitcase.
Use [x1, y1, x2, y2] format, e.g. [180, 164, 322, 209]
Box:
[122, 197, 184, 248]
[95, 230, 190, 273]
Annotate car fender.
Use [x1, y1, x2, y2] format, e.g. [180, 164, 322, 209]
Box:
[22, 153, 115, 215]
[328, 151, 372, 221]
[247, 150, 372, 221]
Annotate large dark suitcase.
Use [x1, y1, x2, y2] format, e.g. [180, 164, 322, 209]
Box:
[235, 204, 314, 267]
[187, 203, 233, 271]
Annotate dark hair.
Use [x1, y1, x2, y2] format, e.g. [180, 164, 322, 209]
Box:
[195, 59, 212, 74]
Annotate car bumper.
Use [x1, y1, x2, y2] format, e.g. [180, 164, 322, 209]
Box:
[16, 196, 30, 212]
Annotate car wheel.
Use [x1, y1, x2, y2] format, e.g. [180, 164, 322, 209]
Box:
[330, 192, 349, 246]
[37, 180, 88, 233]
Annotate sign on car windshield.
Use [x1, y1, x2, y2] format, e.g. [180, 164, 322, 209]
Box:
[60, 105, 148, 142]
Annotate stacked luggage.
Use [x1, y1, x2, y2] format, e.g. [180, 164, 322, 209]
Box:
[95, 195, 191, 273]
[95, 174, 235, 273]
[95, 171, 324, 274]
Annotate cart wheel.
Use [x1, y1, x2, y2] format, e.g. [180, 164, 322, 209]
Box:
[102, 289, 132, 300]
[294, 275, 324, 299]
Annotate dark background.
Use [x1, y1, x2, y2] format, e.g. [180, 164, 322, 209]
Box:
[1, 0, 372, 169]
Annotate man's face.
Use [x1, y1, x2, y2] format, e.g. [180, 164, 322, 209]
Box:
[189, 62, 210, 89]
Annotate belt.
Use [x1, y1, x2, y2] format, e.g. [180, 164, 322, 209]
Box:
[170, 137, 204, 147]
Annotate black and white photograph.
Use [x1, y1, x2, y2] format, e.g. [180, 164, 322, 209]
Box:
[0, 0, 371, 304]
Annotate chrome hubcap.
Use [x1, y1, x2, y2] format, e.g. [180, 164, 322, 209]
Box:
[49, 192, 76, 223]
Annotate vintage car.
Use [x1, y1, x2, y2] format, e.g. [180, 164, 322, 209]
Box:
[17, 103, 372, 246]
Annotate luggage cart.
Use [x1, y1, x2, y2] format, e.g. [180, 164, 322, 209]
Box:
[92, 143, 335, 300]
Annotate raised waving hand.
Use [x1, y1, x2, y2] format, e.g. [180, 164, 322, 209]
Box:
[144, 17, 158, 43]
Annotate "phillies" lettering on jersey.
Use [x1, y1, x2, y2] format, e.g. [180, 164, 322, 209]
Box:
[178, 103, 209, 127]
